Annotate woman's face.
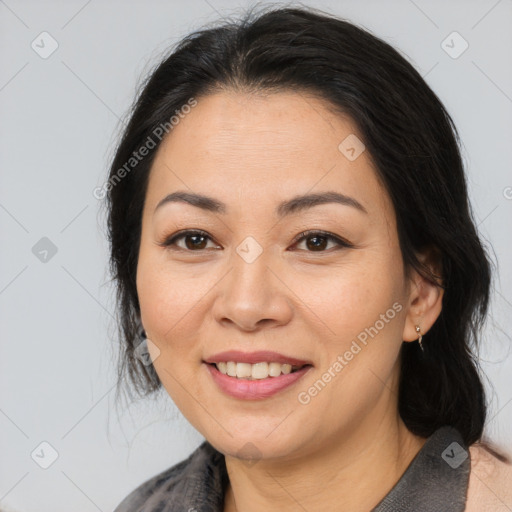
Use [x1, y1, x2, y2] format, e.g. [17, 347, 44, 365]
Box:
[136, 90, 431, 461]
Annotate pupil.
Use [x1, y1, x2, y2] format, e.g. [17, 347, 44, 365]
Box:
[186, 235, 207, 250]
[306, 235, 327, 251]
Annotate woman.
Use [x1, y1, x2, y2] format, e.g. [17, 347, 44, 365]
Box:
[105, 6, 512, 511]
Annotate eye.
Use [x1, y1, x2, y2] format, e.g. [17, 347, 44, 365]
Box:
[291, 230, 353, 252]
[159, 230, 220, 251]
[158, 229, 353, 253]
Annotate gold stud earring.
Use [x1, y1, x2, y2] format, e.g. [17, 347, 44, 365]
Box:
[415, 325, 424, 352]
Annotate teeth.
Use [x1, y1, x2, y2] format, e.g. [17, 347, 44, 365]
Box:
[236, 362, 252, 378]
[215, 361, 300, 379]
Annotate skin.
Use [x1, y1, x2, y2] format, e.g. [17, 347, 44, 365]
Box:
[136, 90, 444, 512]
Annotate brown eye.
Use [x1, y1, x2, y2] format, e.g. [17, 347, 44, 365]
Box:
[305, 234, 329, 251]
[183, 233, 208, 250]
[293, 231, 352, 252]
[160, 230, 219, 251]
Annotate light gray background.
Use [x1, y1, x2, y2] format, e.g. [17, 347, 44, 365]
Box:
[1, 0, 511, 510]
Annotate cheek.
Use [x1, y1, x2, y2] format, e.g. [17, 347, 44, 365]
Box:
[137, 264, 181, 339]
[291, 256, 401, 342]
[293, 268, 404, 428]
[295, 253, 405, 397]
[137, 257, 207, 411]
[136, 252, 216, 360]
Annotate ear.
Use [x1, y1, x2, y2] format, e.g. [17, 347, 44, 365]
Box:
[402, 245, 444, 343]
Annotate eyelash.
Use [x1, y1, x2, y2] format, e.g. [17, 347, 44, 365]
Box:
[158, 229, 353, 253]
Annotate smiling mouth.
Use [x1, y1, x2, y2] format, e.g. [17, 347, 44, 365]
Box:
[206, 361, 312, 380]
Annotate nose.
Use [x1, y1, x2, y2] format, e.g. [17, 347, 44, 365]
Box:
[212, 250, 293, 332]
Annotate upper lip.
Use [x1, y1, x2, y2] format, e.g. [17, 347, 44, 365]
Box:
[203, 350, 313, 367]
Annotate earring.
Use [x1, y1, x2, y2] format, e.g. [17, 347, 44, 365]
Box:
[137, 317, 146, 341]
[415, 325, 424, 352]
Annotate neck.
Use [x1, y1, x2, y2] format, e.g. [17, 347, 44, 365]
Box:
[223, 412, 426, 512]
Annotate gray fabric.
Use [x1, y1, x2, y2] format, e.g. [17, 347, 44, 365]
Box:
[113, 426, 470, 511]
[371, 426, 470, 511]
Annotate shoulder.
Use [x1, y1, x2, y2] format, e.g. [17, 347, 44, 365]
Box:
[465, 442, 512, 511]
[113, 440, 223, 512]
[112, 448, 197, 512]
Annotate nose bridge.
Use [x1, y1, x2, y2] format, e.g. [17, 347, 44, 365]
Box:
[228, 239, 274, 305]
[213, 237, 292, 329]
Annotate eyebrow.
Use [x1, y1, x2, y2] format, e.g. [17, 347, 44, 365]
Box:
[154, 190, 368, 217]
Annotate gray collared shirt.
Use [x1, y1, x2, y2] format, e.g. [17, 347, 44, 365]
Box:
[113, 425, 470, 511]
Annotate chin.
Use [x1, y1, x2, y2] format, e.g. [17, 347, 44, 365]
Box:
[206, 429, 305, 462]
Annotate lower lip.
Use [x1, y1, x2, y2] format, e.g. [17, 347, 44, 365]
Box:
[204, 363, 313, 400]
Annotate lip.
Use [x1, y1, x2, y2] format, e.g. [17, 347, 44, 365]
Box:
[204, 362, 313, 400]
[203, 350, 312, 367]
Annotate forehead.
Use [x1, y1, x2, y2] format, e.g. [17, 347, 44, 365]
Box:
[146, 90, 392, 221]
